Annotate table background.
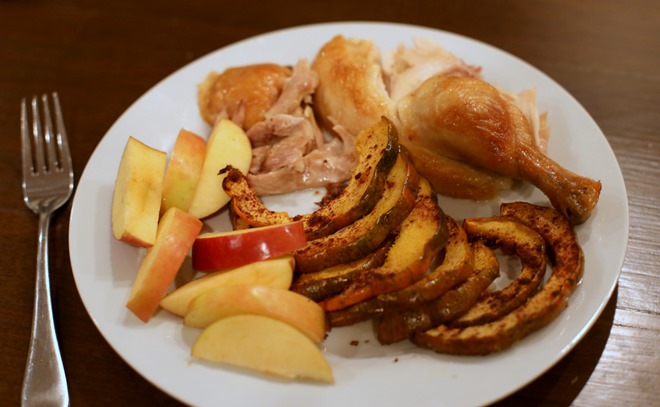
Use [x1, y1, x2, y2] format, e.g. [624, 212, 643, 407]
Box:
[1, 1, 658, 406]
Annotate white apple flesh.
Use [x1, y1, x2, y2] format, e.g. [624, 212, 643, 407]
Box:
[184, 284, 327, 343]
[187, 119, 252, 219]
[192, 314, 334, 384]
[111, 136, 167, 247]
[160, 129, 206, 215]
[159, 255, 295, 317]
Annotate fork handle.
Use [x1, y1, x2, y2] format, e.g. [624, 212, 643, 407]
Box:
[21, 211, 69, 407]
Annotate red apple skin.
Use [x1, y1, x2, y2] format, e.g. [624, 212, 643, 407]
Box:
[126, 207, 204, 322]
[192, 222, 307, 271]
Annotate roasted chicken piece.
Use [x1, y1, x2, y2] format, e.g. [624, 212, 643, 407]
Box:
[397, 75, 601, 224]
[199, 60, 358, 195]
[311, 36, 523, 200]
[198, 63, 292, 130]
[311, 35, 395, 138]
[382, 37, 482, 104]
[311, 36, 600, 223]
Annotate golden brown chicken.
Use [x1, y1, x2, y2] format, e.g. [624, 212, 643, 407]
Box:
[311, 36, 601, 224]
[311, 35, 394, 137]
[397, 75, 601, 224]
[198, 63, 292, 130]
[312, 35, 516, 200]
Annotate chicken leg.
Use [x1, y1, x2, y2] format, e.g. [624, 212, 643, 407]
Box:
[396, 75, 601, 224]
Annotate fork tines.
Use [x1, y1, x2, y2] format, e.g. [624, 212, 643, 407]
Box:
[21, 92, 72, 178]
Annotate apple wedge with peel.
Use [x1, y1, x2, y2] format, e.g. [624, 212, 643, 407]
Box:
[184, 285, 327, 343]
[192, 222, 307, 271]
[159, 255, 295, 317]
[126, 207, 203, 322]
[192, 314, 334, 384]
[160, 129, 206, 215]
[112, 136, 167, 247]
[187, 119, 252, 219]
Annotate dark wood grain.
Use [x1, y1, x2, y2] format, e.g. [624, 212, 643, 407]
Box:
[1, 1, 658, 406]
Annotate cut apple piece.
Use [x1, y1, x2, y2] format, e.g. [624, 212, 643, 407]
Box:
[126, 207, 203, 322]
[184, 285, 327, 343]
[112, 136, 167, 247]
[187, 119, 252, 219]
[160, 129, 206, 215]
[192, 315, 334, 384]
[192, 222, 306, 271]
[159, 255, 294, 317]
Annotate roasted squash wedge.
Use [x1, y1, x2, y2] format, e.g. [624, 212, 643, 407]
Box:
[290, 238, 393, 302]
[327, 216, 471, 325]
[228, 202, 251, 230]
[301, 117, 399, 239]
[377, 216, 473, 308]
[221, 117, 399, 239]
[294, 152, 419, 274]
[450, 216, 546, 327]
[322, 177, 448, 311]
[222, 166, 292, 226]
[374, 241, 499, 343]
[413, 202, 583, 355]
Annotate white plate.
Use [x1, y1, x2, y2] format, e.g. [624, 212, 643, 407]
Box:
[69, 22, 629, 407]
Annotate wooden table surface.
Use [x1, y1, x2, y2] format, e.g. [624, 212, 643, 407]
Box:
[1, 1, 658, 406]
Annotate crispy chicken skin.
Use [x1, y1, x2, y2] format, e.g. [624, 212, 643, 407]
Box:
[198, 63, 292, 130]
[311, 35, 395, 137]
[397, 75, 601, 224]
[397, 75, 536, 179]
[398, 146, 514, 200]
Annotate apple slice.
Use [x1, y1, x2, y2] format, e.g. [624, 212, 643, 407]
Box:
[112, 136, 167, 247]
[192, 222, 306, 271]
[159, 255, 294, 317]
[192, 314, 334, 384]
[184, 285, 327, 343]
[126, 207, 203, 322]
[160, 129, 206, 215]
[187, 119, 252, 219]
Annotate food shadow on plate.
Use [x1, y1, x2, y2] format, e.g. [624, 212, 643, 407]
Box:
[189, 356, 334, 386]
[103, 183, 146, 287]
[324, 321, 420, 359]
[436, 180, 540, 222]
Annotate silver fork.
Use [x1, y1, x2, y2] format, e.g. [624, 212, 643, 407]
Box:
[20, 92, 73, 407]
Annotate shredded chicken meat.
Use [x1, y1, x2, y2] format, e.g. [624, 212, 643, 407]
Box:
[383, 37, 483, 103]
[244, 59, 357, 195]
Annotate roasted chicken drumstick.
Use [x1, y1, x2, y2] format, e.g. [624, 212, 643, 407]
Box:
[396, 75, 601, 224]
[311, 35, 600, 223]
